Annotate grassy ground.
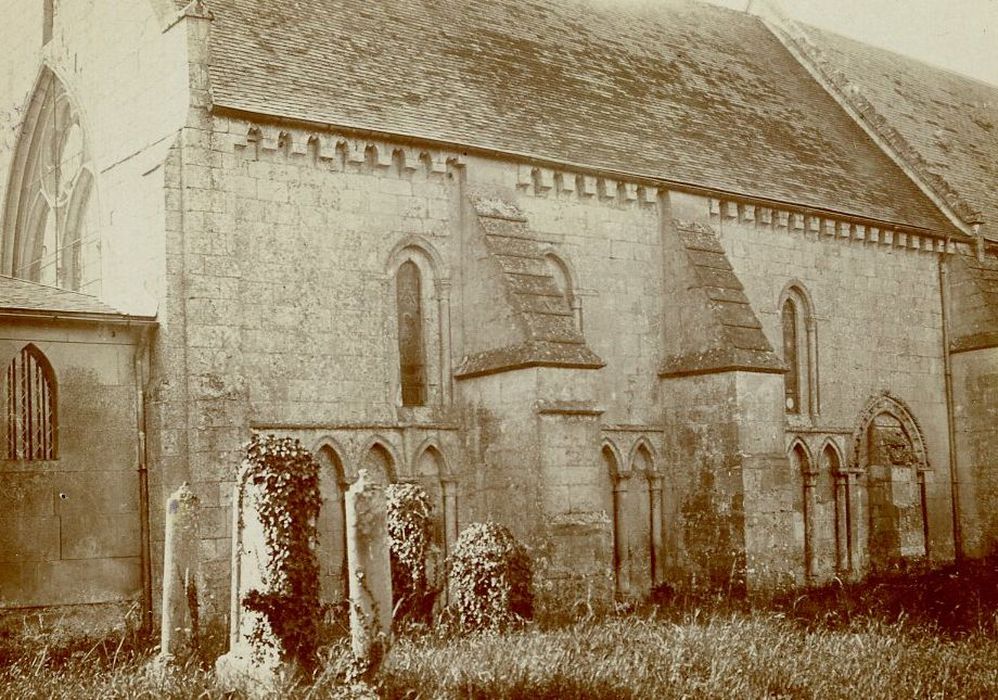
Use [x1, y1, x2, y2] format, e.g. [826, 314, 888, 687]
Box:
[2, 559, 996, 699]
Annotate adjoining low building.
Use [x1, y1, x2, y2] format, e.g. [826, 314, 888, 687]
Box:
[0, 0, 995, 628]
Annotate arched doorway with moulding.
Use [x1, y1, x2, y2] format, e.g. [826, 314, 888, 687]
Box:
[852, 394, 931, 572]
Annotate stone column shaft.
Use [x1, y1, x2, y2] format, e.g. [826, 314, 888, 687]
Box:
[805, 316, 819, 418]
[834, 474, 849, 574]
[846, 472, 861, 577]
[803, 472, 817, 582]
[441, 479, 459, 558]
[436, 279, 453, 406]
[612, 477, 630, 598]
[649, 476, 663, 586]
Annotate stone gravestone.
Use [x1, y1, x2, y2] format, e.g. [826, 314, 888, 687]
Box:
[215, 479, 286, 694]
[345, 469, 393, 678]
[157, 483, 201, 662]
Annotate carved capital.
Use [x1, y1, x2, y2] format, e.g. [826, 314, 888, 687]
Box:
[434, 277, 452, 297]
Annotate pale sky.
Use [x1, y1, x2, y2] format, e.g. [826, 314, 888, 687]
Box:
[609, 0, 998, 86]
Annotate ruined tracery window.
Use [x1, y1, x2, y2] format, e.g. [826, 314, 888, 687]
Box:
[2, 71, 99, 292]
[396, 260, 427, 406]
[3, 345, 57, 461]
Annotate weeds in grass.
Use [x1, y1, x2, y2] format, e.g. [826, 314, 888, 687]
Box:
[2, 557, 996, 698]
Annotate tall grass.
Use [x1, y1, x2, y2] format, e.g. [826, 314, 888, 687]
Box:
[383, 613, 998, 699]
[1, 558, 996, 699]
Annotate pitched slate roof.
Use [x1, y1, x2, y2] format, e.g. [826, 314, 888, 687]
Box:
[0, 275, 150, 320]
[796, 25, 998, 239]
[207, 0, 956, 234]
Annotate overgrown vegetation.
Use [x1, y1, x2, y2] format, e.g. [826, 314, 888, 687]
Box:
[3, 557, 995, 698]
[386, 483, 437, 626]
[239, 434, 322, 673]
[449, 522, 534, 632]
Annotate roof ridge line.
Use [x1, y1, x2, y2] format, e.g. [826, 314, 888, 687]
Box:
[749, 1, 984, 234]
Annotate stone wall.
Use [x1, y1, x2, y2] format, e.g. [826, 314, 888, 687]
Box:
[153, 111, 973, 612]
[948, 247, 998, 557]
[6, 3, 988, 622]
[0, 320, 144, 610]
[952, 348, 998, 556]
[703, 194, 957, 569]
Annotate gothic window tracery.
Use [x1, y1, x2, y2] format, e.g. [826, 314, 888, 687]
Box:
[2, 71, 99, 293]
[3, 345, 57, 461]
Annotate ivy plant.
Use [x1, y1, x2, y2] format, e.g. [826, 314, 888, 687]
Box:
[449, 522, 533, 632]
[238, 434, 322, 673]
[386, 483, 437, 625]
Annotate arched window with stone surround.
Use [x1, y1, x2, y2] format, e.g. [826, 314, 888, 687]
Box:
[782, 299, 801, 413]
[780, 284, 817, 418]
[396, 260, 427, 406]
[2, 69, 100, 293]
[388, 240, 449, 412]
[3, 345, 57, 461]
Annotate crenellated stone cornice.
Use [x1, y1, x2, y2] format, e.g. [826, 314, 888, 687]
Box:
[516, 165, 659, 208]
[708, 197, 967, 256]
[217, 117, 969, 257]
[221, 119, 466, 178]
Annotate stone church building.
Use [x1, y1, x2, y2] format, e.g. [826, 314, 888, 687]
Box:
[1, 0, 996, 627]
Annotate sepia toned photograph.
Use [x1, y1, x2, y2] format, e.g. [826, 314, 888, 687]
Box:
[0, 0, 996, 696]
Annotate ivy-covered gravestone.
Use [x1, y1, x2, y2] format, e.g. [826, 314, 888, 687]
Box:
[450, 522, 534, 632]
[216, 435, 321, 695]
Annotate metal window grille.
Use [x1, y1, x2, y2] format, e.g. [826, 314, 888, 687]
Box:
[4, 346, 56, 460]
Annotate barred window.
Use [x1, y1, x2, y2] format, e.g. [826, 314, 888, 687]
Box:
[3, 345, 57, 460]
[396, 260, 427, 406]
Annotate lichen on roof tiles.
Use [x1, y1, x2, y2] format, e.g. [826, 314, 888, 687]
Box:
[206, 0, 957, 234]
[800, 24, 998, 238]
